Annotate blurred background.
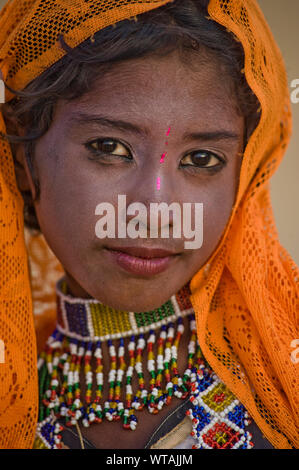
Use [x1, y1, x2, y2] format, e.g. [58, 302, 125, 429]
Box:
[0, 0, 298, 265]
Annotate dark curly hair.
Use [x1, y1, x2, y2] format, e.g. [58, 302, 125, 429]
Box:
[0, 0, 260, 231]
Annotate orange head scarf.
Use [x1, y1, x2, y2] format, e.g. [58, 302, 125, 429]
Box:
[0, 0, 298, 449]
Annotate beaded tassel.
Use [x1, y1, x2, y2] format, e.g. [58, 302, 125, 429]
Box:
[38, 314, 199, 438]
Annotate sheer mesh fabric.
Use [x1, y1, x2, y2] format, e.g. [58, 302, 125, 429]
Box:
[0, 0, 298, 449]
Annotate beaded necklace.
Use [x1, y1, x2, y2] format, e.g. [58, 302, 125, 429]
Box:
[35, 277, 253, 449]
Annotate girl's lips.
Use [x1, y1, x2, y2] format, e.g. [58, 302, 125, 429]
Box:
[104, 248, 179, 276]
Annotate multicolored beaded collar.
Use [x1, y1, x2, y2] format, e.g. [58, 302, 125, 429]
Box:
[54, 277, 194, 341]
[35, 277, 253, 449]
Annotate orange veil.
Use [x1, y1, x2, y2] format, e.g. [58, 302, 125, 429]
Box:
[0, 0, 298, 449]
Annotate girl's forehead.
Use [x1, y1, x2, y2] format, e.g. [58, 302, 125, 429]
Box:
[60, 51, 238, 123]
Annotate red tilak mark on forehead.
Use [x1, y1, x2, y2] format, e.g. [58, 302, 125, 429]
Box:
[160, 152, 167, 164]
[157, 128, 171, 190]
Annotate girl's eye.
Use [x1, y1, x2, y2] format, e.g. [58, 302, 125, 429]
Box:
[180, 150, 225, 169]
[87, 138, 132, 158]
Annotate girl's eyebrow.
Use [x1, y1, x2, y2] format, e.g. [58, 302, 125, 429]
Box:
[182, 130, 240, 142]
[68, 112, 147, 136]
[69, 112, 240, 142]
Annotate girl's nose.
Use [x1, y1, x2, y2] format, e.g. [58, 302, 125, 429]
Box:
[130, 154, 176, 201]
[124, 158, 179, 234]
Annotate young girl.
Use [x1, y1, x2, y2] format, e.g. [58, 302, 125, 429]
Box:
[0, 0, 298, 449]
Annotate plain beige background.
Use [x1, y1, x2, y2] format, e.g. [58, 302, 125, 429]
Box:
[0, 0, 298, 265]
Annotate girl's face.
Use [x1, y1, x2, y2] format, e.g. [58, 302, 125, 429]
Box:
[22, 49, 245, 311]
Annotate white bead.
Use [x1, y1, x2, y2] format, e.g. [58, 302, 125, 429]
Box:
[127, 366, 134, 376]
[147, 334, 155, 343]
[96, 372, 103, 383]
[86, 371, 93, 381]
